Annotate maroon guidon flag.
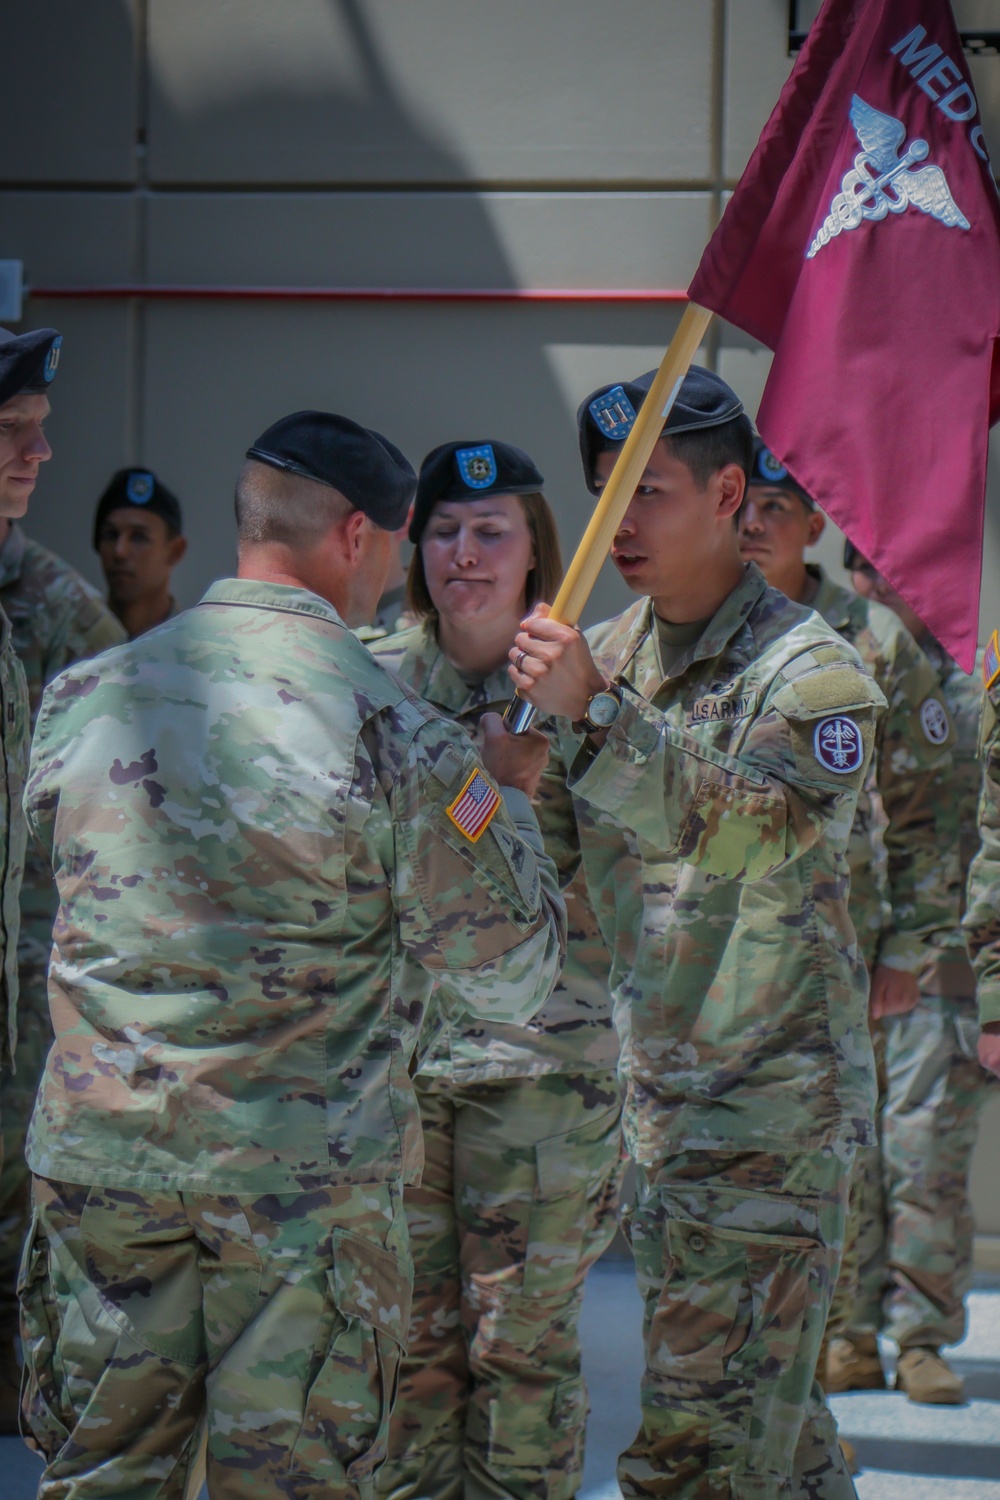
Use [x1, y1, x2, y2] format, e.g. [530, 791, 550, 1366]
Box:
[689, 0, 1000, 671]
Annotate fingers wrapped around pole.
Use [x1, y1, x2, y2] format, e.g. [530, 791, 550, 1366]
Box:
[502, 301, 713, 733]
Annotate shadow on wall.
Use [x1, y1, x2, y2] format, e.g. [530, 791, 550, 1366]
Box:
[27, 0, 644, 625]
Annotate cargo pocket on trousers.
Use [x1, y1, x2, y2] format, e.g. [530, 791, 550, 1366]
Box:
[483, 1359, 586, 1488]
[646, 1214, 821, 1387]
[289, 1229, 410, 1496]
[17, 1210, 70, 1458]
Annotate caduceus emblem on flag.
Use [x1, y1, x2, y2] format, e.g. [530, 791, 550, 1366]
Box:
[807, 94, 970, 258]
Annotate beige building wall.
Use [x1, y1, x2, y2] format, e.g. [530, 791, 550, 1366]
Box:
[1, 0, 998, 1229]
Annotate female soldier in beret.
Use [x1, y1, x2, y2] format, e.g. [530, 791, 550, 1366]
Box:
[371, 439, 623, 1500]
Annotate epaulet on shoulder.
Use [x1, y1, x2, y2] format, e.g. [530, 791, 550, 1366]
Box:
[359, 643, 440, 724]
[584, 596, 648, 650]
[774, 637, 883, 714]
[367, 621, 425, 660]
[24, 535, 97, 600]
[860, 594, 922, 665]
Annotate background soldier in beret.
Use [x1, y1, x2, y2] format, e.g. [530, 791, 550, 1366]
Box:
[372, 439, 623, 1500]
[18, 409, 566, 1498]
[834, 549, 996, 1407]
[93, 467, 188, 639]
[737, 452, 965, 1414]
[0, 327, 119, 1430]
[510, 367, 884, 1496]
[964, 647, 1000, 1082]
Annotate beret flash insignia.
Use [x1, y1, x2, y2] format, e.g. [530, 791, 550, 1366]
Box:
[126, 471, 155, 505]
[456, 444, 497, 490]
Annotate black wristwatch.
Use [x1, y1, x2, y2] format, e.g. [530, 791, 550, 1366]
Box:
[573, 683, 623, 736]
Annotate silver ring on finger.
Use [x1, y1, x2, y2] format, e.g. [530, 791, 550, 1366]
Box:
[515, 650, 527, 673]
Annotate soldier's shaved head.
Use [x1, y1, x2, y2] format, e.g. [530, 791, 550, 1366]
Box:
[234, 459, 355, 550]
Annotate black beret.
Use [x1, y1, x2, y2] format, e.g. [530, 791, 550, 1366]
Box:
[0, 326, 62, 409]
[409, 440, 544, 544]
[749, 436, 814, 509]
[92, 469, 184, 549]
[577, 364, 744, 495]
[247, 411, 415, 530]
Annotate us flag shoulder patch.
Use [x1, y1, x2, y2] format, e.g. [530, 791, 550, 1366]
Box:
[446, 768, 501, 843]
[983, 629, 1000, 691]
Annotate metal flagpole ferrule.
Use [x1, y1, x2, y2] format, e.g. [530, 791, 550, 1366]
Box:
[502, 696, 538, 734]
[501, 301, 713, 734]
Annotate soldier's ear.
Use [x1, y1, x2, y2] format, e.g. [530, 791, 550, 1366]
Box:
[715, 463, 745, 521]
[340, 508, 369, 560]
[807, 510, 826, 547]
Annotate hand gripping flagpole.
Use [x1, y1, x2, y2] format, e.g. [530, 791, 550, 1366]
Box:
[502, 301, 714, 734]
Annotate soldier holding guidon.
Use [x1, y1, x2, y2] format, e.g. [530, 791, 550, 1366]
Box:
[372, 439, 623, 1500]
[510, 367, 884, 1497]
[18, 410, 566, 1499]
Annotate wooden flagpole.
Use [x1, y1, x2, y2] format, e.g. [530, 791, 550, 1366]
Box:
[503, 301, 713, 733]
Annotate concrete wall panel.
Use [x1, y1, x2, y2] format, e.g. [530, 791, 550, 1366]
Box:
[146, 191, 713, 289]
[0, 194, 138, 285]
[147, 0, 714, 185]
[0, 2, 138, 185]
[723, 0, 792, 184]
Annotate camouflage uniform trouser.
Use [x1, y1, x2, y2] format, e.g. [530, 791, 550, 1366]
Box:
[621, 1148, 856, 1500]
[846, 995, 996, 1348]
[19, 1174, 411, 1500]
[378, 1068, 624, 1500]
[0, 962, 49, 1335]
[824, 1025, 885, 1349]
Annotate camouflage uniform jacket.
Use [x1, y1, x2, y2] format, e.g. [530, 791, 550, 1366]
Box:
[0, 608, 28, 1067]
[543, 564, 885, 1163]
[0, 523, 125, 973]
[917, 638, 982, 1003]
[23, 579, 566, 1193]
[964, 672, 1000, 1027]
[372, 620, 617, 1080]
[809, 567, 959, 974]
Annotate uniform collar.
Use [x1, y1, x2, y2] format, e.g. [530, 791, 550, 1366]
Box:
[0, 523, 27, 590]
[806, 563, 854, 632]
[395, 621, 510, 715]
[199, 577, 349, 628]
[617, 563, 769, 692]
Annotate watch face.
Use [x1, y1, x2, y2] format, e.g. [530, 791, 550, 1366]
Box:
[588, 691, 621, 728]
